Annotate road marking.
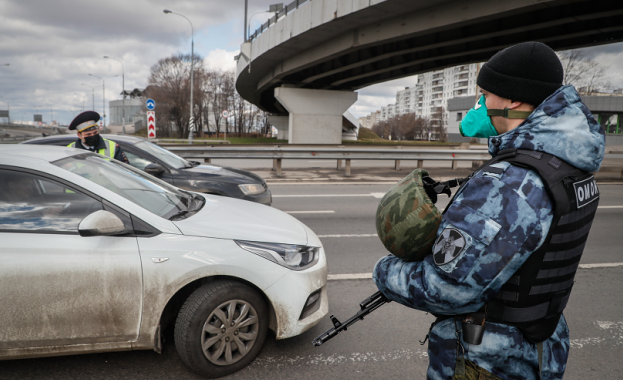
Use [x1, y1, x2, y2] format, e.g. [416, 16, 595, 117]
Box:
[286, 210, 335, 214]
[371, 192, 386, 198]
[328, 273, 373, 280]
[327, 263, 623, 281]
[317, 234, 377, 238]
[598, 206, 623, 209]
[274, 194, 375, 198]
[250, 348, 429, 368]
[578, 262, 623, 268]
[570, 321, 623, 349]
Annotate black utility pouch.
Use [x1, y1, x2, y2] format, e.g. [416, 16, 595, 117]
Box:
[463, 311, 486, 345]
[462, 322, 485, 345]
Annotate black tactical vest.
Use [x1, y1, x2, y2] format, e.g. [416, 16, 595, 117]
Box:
[447, 148, 599, 343]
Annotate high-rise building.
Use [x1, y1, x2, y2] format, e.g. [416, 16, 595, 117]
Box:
[414, 63, 480, 120]
[379, 104, 396, 121]
[358, 111, 380, 129]
[362, 63, 480, 140]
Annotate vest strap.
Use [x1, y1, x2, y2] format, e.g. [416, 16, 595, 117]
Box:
[488, 292, 570, 323]
[487, 109, 533, 119]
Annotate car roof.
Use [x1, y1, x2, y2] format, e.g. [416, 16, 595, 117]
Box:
[0, 144, 86, 163]
[23, 134, 147, 145]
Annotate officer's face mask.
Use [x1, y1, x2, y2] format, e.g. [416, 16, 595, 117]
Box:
[459, 95, 498, 138]
[82, 132, 100, 147]
[459, 95, 534, 138]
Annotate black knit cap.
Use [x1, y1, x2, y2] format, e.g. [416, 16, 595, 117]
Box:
[477, 42, 563, 106]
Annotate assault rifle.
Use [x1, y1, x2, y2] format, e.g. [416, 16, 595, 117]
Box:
[312, 291, 390, 346]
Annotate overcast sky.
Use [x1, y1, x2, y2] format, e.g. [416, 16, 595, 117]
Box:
[1, 0, 623, 125]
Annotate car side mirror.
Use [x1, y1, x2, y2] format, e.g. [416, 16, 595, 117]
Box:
[78, 210, 126, 237]
[144, 163, 164, 176]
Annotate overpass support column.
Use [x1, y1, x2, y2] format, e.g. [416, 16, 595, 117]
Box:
[267, 115, 289, 140]
[274, 87, 357, 144]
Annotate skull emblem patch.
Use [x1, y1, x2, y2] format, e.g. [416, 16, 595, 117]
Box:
[433, 228, 466, 266]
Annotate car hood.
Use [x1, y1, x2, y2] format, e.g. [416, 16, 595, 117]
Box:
[183, 164, 262, 184]
[172, 194, 308, 245]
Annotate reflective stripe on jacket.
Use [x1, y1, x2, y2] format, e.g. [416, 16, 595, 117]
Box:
[67, 138, 117, 159]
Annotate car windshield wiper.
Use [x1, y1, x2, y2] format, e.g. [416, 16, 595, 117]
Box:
[169, 192, 204, 220]
[168, 209, 190, 221]
[181, 161, 200, 169]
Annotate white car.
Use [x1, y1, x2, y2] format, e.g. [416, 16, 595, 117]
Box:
[0, 145, 328, 378]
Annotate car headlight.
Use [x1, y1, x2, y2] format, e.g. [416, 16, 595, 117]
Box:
[238, 183, 265, 196]
[235, 240, 319, 270]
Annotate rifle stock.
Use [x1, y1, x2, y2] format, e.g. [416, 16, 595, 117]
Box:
[312, 291, 390, 346]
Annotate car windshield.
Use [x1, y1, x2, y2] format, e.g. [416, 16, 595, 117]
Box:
[53, 153, 191, 219]
[135, 141, 191, 169]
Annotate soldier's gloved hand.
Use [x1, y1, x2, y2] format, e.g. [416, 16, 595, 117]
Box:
[422, 176, 452, 204]
[421, 176, 439, 204]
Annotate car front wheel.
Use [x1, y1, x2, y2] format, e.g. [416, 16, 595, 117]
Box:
[174, 280, 268, 378]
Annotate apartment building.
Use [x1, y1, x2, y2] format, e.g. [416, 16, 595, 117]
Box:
[379, 104, 396, 121]
[358, 110, 381, 129]
[413, 63, 480, 119]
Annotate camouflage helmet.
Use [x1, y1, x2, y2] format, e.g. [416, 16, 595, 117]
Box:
[375, 169, 442, 262]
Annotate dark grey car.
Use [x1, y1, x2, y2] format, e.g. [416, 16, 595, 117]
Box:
[23, 134, 272, 205]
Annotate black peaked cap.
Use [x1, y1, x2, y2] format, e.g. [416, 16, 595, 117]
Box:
[69, 111, 100, 131]
[477, 42, 563, 106]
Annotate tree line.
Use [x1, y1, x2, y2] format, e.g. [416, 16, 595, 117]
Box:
[143, 53, 271, 138]
[371, 107, 448, 142]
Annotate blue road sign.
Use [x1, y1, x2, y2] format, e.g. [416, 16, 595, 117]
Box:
[146, 99, 156, 110]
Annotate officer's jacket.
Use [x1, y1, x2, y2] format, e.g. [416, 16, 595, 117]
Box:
[68, 137, 129, 164]
[373, 85, 605, 380]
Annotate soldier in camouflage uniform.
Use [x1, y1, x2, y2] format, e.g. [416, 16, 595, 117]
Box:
[373, 42, 605, 380]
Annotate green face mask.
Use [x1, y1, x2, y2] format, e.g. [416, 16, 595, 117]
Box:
[459, 95, 498, 138]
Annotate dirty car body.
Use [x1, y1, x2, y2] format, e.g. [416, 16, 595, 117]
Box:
[0, 145, 326, 377]
[22, 134, 272, 205]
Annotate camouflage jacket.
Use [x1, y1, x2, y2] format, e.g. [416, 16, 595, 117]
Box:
[373, 85, 605, 380]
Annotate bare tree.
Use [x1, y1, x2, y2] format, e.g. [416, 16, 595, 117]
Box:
[558, 49, 610, 94]
[428, 107, 448, 141]
[145, 53, 205, 138]
[146, 57, 271, 140]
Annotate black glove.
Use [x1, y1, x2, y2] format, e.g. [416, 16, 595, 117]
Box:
[422, 176, 452, 204]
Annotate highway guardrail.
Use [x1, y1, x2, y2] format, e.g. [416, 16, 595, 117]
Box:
[166, 146, 492, 177]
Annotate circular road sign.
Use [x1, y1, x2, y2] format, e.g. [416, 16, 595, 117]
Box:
[146, 99, 156, 110]
[222, 110, 229, 118]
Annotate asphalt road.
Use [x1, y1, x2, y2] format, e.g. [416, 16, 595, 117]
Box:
[2, 183, 622, 380]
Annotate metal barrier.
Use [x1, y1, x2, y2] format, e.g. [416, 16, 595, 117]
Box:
[166, 146, 492, 177]
[248, 0, 310, 42]
[0, 135, 36, 144]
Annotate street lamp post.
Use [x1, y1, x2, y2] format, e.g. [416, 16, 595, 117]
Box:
[104, 56, 126, 134]
[80, 83, 96, 110]
[245, 4, 283, 41]
[0, 96, 9, 124]
[89, 74, 118, 130]
[164, 9, 195, 143]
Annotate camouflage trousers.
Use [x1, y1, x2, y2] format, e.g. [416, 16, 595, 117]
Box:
[452, 359, 502, 380]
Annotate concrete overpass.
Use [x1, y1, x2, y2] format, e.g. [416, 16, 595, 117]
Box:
[236, 0, 623, 143]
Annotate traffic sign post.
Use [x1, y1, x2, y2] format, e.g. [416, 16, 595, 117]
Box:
[222, 110, 229, 140]
[147, 111, 156, 139]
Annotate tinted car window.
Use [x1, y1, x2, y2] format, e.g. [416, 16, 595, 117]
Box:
[124, 150, 153, 171]
[0, 169, 103, 232]
[135, 141, 191, 169]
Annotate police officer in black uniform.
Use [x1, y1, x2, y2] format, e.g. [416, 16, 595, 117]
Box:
[67, 111, 129, 164]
